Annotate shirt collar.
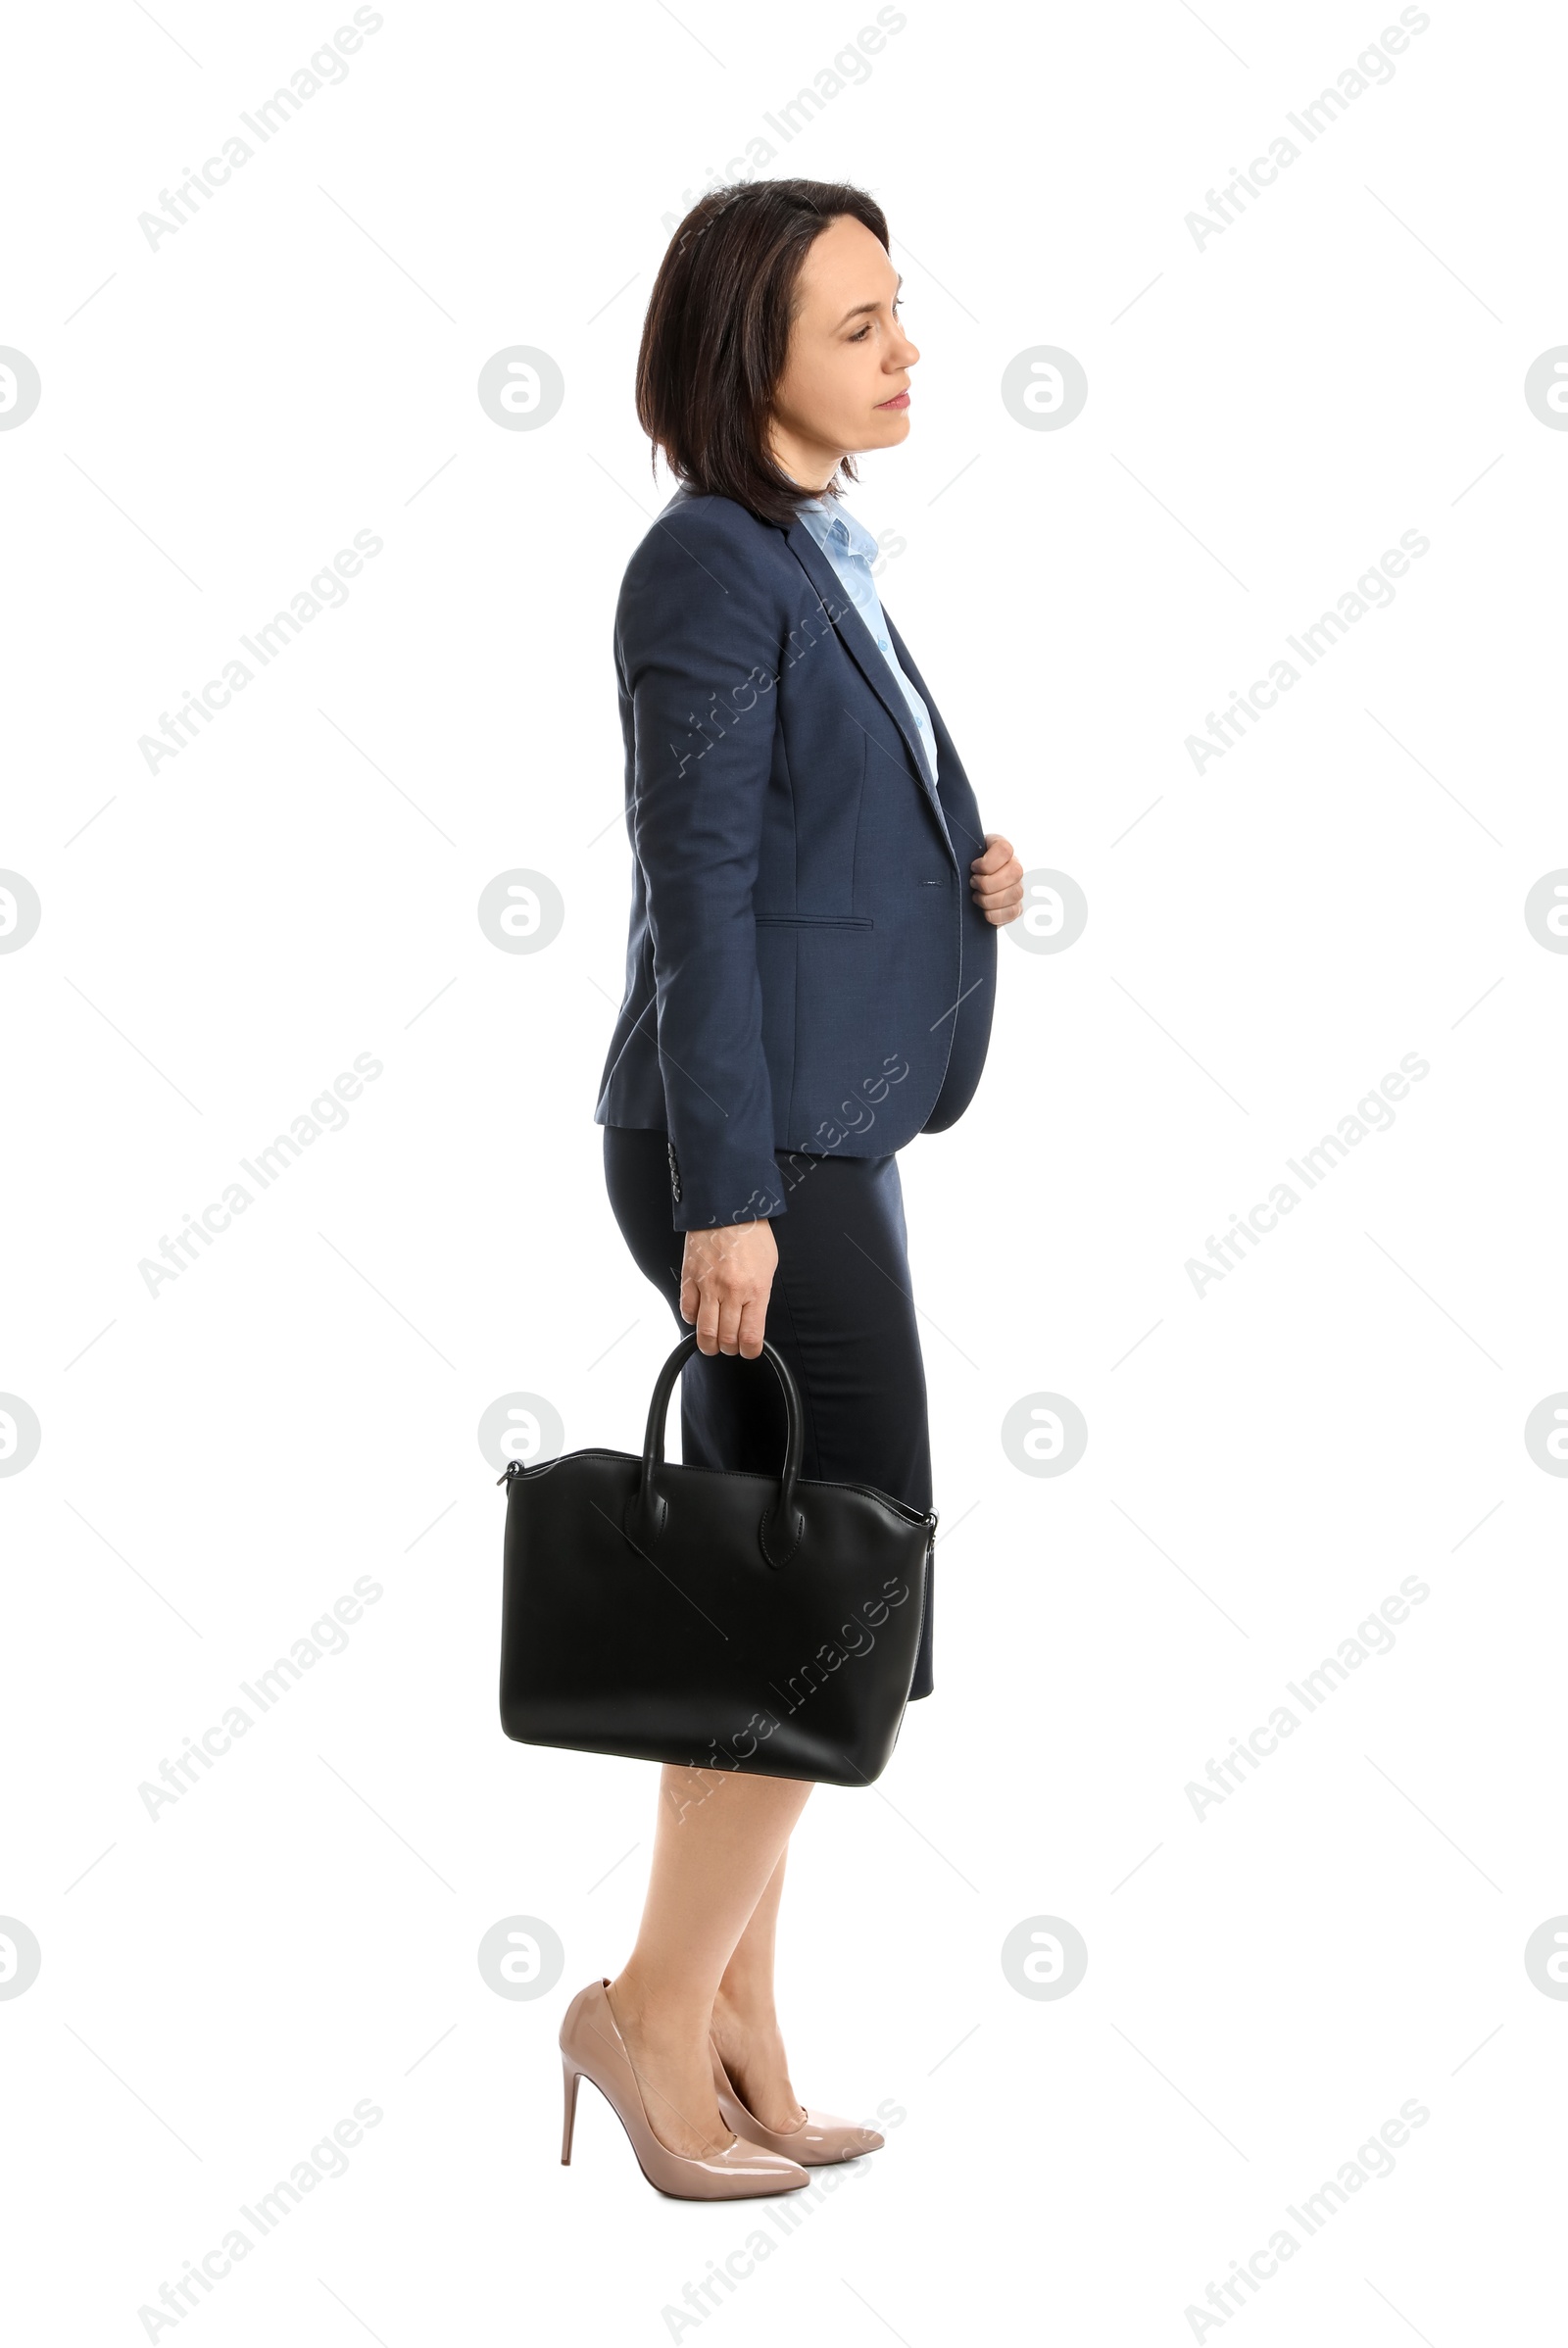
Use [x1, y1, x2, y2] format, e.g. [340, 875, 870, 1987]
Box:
[795, 493, 879, 565]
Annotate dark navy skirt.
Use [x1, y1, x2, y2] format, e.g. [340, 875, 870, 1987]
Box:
[602, 1128, 936, 1701]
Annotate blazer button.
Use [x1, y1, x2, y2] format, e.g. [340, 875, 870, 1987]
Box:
[666, 1141, 682, 1203]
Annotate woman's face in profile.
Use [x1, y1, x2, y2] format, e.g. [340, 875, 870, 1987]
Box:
[769, 213, 921, 474]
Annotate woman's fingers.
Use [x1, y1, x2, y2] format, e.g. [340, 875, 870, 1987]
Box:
[680, 1220, 779, 1358]
[736, 1295, 769, 1360]
[718, 1296, 747, 1355]
[974, 876, 1024, 922]
[970, 830, 1024, 924]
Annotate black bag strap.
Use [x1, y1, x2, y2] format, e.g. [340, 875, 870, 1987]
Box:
[623, 1333, 806, 1567]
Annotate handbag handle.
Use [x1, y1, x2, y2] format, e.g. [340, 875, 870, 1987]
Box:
[623, 1333, 806, 1568]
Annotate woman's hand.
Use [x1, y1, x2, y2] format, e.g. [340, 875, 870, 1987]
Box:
[680, 1220, 779, 1359]
[970, 831, 1025, 924]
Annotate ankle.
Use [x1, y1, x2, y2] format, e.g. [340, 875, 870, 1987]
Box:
[609, 1971, 713, 2047]
[711, 1983, 780, 2040]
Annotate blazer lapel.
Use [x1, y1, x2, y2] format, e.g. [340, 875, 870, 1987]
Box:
[783, 518, 952, 853]
[880, 612, 987, 867]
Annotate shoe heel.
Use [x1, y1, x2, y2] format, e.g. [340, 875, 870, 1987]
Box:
[561, 2055, 582, 2166]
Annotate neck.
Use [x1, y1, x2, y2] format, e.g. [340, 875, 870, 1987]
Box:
[769, 429, 843, 495]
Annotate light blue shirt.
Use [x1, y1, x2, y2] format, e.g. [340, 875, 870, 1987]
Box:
[795, 496, 937, 783]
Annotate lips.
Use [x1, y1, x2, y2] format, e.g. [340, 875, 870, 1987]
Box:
[876, 391, 910, 410]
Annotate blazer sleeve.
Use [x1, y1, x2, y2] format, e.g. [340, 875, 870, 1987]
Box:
[618, 520, 787, 1232]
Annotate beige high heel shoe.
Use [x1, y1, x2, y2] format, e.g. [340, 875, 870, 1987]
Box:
[710, 2037, 886, 2165]
[559, 1981, 810, 2200]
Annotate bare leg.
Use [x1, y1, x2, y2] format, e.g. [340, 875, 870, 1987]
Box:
[607, 1764, 813, 2159]
[710, 1845, 808, 2132]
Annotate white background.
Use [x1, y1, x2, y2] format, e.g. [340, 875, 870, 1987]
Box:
[3, 0, 1565, 2339]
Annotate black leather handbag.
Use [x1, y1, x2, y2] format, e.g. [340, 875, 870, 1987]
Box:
[498, 1334, 935, 1787]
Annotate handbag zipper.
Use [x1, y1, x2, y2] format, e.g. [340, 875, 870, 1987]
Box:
[911, 1509, 938, 1668]
[500, 1451, 938, 1547]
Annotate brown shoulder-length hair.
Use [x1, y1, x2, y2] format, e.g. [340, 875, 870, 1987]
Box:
[636, 178, 890, 528]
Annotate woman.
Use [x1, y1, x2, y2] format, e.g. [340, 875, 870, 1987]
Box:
[559, 178, 1024, 2199]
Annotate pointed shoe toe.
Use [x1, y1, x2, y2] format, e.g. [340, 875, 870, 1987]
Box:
[695, 2133, 812, 2193]
[710, 2039, 886, 2165]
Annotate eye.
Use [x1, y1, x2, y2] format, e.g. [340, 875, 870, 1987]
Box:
[850, 299, 902, 344]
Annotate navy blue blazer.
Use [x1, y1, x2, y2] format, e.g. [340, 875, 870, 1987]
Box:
[594, 484, 997, 1231]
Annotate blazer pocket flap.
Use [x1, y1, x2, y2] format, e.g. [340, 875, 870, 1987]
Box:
[754, 912, 874, 930]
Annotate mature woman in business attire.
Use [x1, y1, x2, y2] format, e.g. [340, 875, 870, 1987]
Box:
[558, 178, 1023, 2199]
